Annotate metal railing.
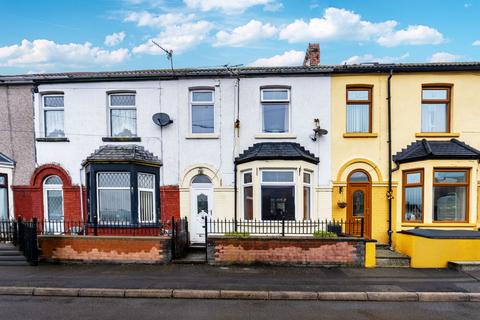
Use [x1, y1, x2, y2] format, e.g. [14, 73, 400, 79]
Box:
[206, 217, 364, 237]
[0, 218, 38, 265]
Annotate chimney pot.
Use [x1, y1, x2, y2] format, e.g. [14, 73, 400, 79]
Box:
[303, 43, 320, 67]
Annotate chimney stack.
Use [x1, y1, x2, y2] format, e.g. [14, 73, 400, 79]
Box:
[303, 43, 320, 66]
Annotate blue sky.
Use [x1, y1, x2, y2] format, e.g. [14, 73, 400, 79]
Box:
[0, 0, 479, 74]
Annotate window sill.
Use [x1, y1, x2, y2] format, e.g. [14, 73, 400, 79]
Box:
[36, 137, 70, 142]
[343, 133, 378, 138]
[185, 134, 219, 139]
[102, 137, 141, 142]
[402, 222, 475, 227]
[415, 132, 460, 138]
[254, 133, 297, 139]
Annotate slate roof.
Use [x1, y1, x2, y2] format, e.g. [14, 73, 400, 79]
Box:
[2, 61, 480, 84]
[0, 153, 15, 167]
[393, 139, 480, 164]
[82, 145, 162, 166]
[235, 142, 319, 165]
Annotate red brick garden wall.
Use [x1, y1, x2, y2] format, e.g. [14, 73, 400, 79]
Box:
[207, 236, 366, 267]
[38, 235, 171, 264]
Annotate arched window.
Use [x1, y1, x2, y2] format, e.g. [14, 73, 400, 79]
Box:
[191, 174, 212, 185]
[348, 170, 370, 183]
[43, 175, 64, 221]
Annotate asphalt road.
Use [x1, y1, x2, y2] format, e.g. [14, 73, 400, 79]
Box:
[0, 296, 478, 320]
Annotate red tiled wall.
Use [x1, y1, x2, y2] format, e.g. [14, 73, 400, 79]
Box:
[160, 185, 180, 222]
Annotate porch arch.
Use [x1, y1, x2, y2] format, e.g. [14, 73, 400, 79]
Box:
[336, 158, 383, 183]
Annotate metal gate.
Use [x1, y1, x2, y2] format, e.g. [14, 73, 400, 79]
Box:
[0, 220, 16, 242]
[171, 217, 189, 259]
[0, 218, 38, 265]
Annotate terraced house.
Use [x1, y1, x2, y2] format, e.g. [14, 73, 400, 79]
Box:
[1, 45, 480, 268]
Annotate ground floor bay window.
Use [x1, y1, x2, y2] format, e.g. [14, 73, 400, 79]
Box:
[261, 170, 296, 220]
[83, 145, 161, 225]
[433, 169, 469, 222]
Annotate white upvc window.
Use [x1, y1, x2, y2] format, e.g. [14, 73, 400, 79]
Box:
[303, 171, 312, 220]
[42, 95, 65, 138]
[138, 173, 156, 223]
[260, 169, 296, 220]
[242, 171, 253, 220]
[108, 93, 137, 137]
[97, 172, 131, 222]
[260, 88, 290, 133]
[190, 90, 215, 134]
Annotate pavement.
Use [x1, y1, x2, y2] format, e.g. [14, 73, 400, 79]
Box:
[1, 263, 480, 301]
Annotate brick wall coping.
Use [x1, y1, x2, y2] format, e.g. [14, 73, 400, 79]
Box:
[38, 235, 171, 241]
[208, 235, 376, 242]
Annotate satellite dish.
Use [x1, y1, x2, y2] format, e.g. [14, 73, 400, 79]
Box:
[152, 113, 173, 127]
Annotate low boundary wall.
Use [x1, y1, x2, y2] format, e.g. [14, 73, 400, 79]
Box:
[38, 235, 171, 264]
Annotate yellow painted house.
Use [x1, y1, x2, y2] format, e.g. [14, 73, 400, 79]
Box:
[331, 64, 480, 267]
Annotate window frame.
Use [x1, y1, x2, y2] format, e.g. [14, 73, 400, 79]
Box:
[260, 169, 296, 220]
[189, 89, 215, 135]
[402, 168, 424, 223]
[421, 85, 452, 133]
[42, 94, 65, 138]
[260, 87, 291, 134]
[108, 93, 137, 137]
[96, 171, 132, 223]
[345, 85, 373, 133]
[432, 167, 469, 223]
[137, 172, 156, 223]
[303, 171, 312, 221]
[0, 173, 9, 220]
[242, 171, 253, 220]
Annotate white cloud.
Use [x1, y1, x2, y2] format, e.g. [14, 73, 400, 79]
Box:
[278, 7, 444, 47]
[342, 53, 410, 65]
[214, 20, 277, 47]
[124, 11, 195, 28]
[473, 40, 480, 46]
[0, 39, 129, 69]
[184, 0, 280, 14]
[249, 50, 304, 67]
[428, 52, 462, 63]
[132, 20, 213, 54]
[377, 25, 444, 47]
[279, 7, 397, 43]
[104, 32, 126, 46]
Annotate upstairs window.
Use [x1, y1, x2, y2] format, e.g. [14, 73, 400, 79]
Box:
[433, 169, 469, 222]
[109, 94, 137, 137]
[261, 88, 290, 133]
[190, 90, 214, 134]
[421, 86, 450, 133]
[43, 95, 65, 138]
[346, 87, 372, 133]
[402, 169, 423, 222]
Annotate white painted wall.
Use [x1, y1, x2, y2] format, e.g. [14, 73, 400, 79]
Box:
[35, 75, 332, 217]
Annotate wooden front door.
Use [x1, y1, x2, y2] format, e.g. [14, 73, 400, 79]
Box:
[347, 172, 371, 238]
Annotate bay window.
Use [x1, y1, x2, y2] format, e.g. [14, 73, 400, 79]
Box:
[43, 95, 65, 138]
[190, 90, 214, 134]
[0, 174, 8, 220]
[109, 94, 137, 137]
[346, 87, 372, 133]
[433, 169, 469, 222]
[243, 171, 253, 220]
[138, 173, 155, 223]
[261, 170, 295, 220]
[261, 88, 290, 133]
[421, 86, 450, 133]
[402, 169, 423, 222]
[303, 172, 312, 220]
[97, 172, 131, 222]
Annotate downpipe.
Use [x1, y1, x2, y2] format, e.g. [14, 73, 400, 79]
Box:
[387, 69, 394, 248]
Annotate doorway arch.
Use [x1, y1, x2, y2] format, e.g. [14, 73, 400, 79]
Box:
[347, 169, 371, 239]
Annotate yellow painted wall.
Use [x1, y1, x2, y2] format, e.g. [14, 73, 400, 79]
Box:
[331, 72, 480, 244]
[396, 233, 480, 268]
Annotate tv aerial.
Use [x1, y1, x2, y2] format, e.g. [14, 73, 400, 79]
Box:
[151, 40, 174, 74]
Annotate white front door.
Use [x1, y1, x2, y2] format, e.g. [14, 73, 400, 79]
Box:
[190, 187, 213, 243]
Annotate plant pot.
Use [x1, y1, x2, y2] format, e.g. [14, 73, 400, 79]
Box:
[337, 200, 347, 208]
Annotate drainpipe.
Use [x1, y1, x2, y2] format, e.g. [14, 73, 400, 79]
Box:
[234, 164, 238, 228]
[387, 69, 393, 248]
